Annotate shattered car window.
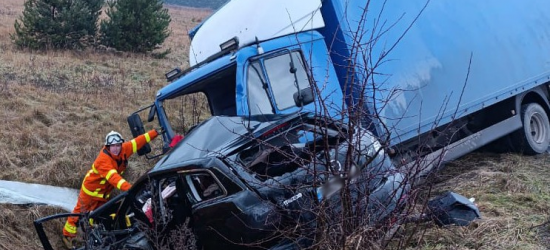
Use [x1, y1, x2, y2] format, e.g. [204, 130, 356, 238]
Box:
[184, 172, 224, 204]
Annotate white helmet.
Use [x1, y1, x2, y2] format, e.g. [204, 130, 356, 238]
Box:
[105, 131, 124, 146]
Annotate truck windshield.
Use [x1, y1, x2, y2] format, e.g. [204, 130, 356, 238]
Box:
[162, 64, 237, 137]
[238, 122, 339, 180]
[247, 51, 311, 114]
[163, 92, 211, 136]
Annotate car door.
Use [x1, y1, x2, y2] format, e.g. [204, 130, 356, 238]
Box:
[179, 168, 279, 249]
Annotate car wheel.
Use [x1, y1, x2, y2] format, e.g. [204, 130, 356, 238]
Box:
[513, 103, 550, 155]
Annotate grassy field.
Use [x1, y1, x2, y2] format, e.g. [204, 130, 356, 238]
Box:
[400, 153, 550, 250]
[0, 1, 210, 248]
[0, 0, 549, 249]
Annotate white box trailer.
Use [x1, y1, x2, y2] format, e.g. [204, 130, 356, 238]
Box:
[141, 0, 550, 174]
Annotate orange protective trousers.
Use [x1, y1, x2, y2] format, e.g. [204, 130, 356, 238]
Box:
[62, 189, 106, 237]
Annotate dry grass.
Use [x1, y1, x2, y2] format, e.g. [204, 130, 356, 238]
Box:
[0, 0, 210, 188]
[394, 153, 550, 250]
[1, 0, 549, 249]
[0, 204, 66, 249]
[0, 1, 209, 248]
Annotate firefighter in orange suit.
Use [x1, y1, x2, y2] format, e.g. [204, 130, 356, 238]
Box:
[62, 129, 159, 249]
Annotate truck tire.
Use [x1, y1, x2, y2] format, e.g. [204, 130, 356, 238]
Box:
[514, 103, 550, 155]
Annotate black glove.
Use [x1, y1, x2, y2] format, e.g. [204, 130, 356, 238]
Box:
[156, 127, 166, 134]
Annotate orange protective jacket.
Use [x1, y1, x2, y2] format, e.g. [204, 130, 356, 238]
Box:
[81, 129, 158, 201]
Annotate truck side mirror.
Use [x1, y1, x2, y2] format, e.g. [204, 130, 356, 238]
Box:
[293, 87, 314, 107]
[127, 113, 152, 156]
[147, 105, 156, 122]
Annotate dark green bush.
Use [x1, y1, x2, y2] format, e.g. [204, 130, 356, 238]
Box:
[11, 0, 103, 49]
[100, 0, 171, 53]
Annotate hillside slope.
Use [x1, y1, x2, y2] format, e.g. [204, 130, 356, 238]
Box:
[400, 153, 550, 250]
[0, 2, 210, 249]
[165, 0, 228, 9]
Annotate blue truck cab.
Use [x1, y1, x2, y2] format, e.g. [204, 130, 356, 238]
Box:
[158, 31, 344, 118]
[131, 0, 550, 174]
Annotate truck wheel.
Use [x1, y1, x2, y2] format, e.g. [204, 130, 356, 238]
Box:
[515, 103, 550, 155]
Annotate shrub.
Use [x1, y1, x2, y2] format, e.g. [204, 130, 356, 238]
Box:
[99, 0, 171, 53]
[11, 0, 103, 49]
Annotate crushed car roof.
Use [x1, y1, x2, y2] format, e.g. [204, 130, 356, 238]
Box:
[150, 113, 306, 173]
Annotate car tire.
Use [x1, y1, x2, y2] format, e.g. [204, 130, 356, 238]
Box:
[513, 103, 550, 155]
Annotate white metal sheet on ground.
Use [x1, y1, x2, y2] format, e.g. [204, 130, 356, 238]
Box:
[0, 180, 78, 212]
[189, 0, 324, 66]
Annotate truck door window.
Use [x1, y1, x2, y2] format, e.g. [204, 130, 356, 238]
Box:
[264, 51, 310, 110]
[247, 61, 274, 115]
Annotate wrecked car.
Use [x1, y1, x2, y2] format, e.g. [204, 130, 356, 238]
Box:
[35, 112, 409, 249]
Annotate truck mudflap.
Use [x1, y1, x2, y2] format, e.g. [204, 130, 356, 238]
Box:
[34, 213, 82, 250]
